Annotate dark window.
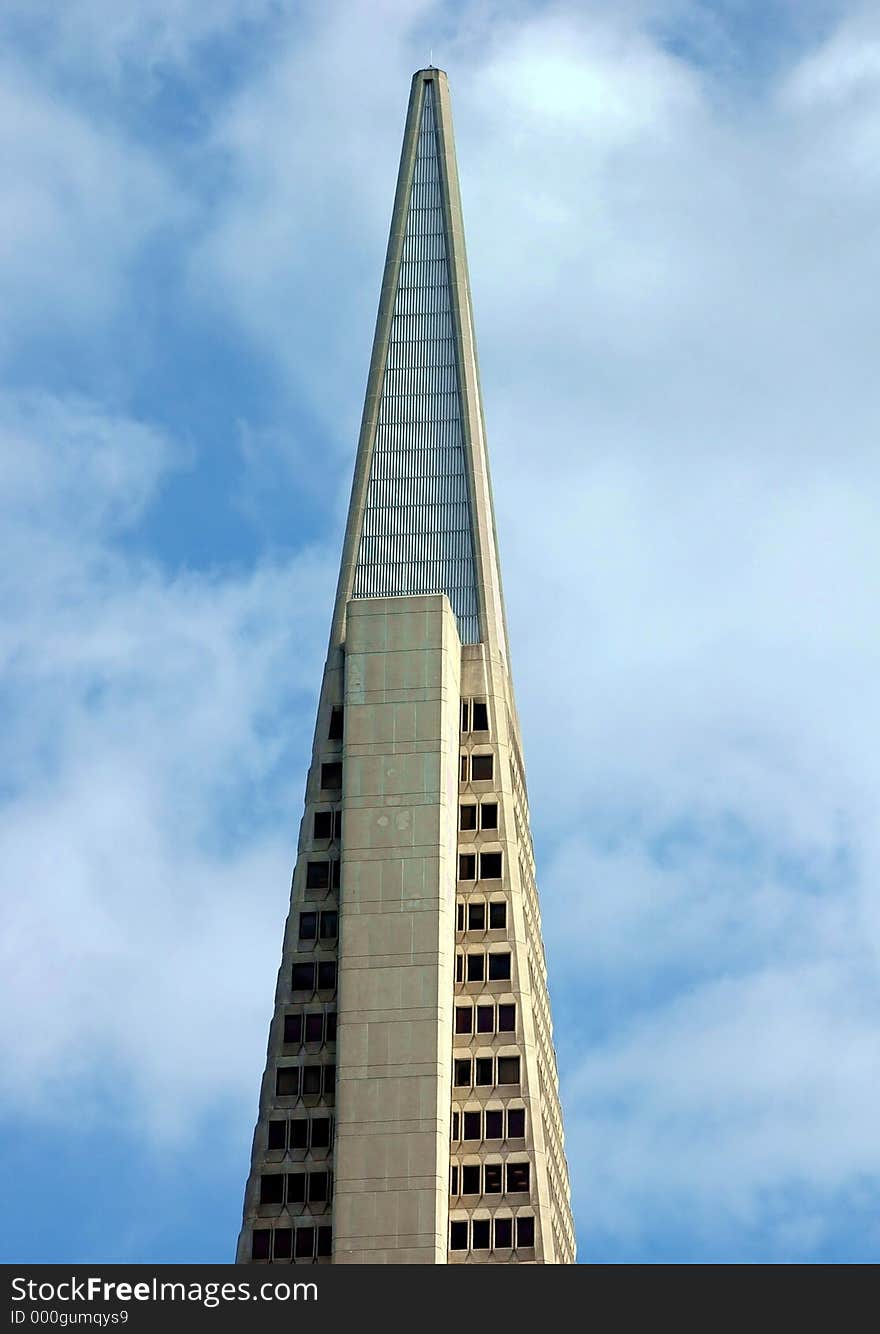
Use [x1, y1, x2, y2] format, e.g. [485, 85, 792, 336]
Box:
[454, 1058, 472, 1087]
[326, 1012, 337, 1043]
[460, 755, 468, 782]
[290, 1120, 309, 1149]
[295, 1227, 315, 1259]
[313, 811, 332, 840]
[507, 1108, 526, 1139]
[309, 1171, 329, 1203]
[320, 910, 338, 940]
[450, 1221, 468, 1250]
[283, 1014, 303, 1044]
[301, 1066, 321, 1096]
[331, 859, 341, 889]
[456, 902, 465, 932]
[494, 1217, 513, 1249]
[489, 900, 506, 929]
[333, 809, 342, 840]
[466, 953, 484, 982]
[480, 852, 503, 880]
[497, 1056, 520, 1085]
[476, 1004, 494, 1034]
[517, 1216, 535, 1248]
[475, 1057, 493, 1086]
[311, 1117, 331, 1149]
[252, 1229, 271, 1260]
[485, 1164, 502, 1194]
[460, 700, 469, 732]
[451, 1111, 460, 1140]
[472, 701, 489, 731]
[287, 1172, 306, 1204]
[276, 1067, 299, 1097]
[507, 1162, 530, 1193]
[488, 952, 511, 981]
[498, 1003, 516, 1032]
[458, 853, 476, 881]
[304, 1013, 323, 1043]
[320, 762, 342, 790]
[461, 1165, 480, 1195]
[292, 963, 315, 992]
[455, 1006, 473, 1034]
[481, 802, 498, 830]
[260, 1174, 284, 1205]
[471, 754, 493, 781]
[460, 804, 477, 831]
[328, 706, 344, 740]
[467, 902, 485, 931]
[273, 1227, 293, 1259]
[463, 1111, 481, 1140]
[317, 961, 337, 991]
[472, 1219, 491, 1249]
[317, 1226, 332, 1257]
[267, 1120, 287, 1150]
[455, 953, 463, 983]
[484, 1109, 504, 1139]
[450, 1165, 459, 1194]
[306, 861, 329, 889]
[299, 912, 317, 941]
[324, 1064, 336, 1094]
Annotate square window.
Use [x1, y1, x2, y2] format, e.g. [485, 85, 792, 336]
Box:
[304, 1013, 323, 1043]
[455, 1005, 473, 1034]
[292, 963, 315, 992]
[461, 1165, 480, 1195]
[306, 860, 329, 890]
[313, 811, 332, 840]
[454, 1058, 472, 1087]
[320, 762, 342, 790]
[267, 1119, 287, 1150]
[295, 1227, 315, 1259]
[489, 901, 506, 929]
[485, 1164, 502, 1194]
[317, 1226, 332, 1257]
[309, 1171, 329, 1203]
[317, 961, 337, 991]
[498, 1003, 516, 1032]
[301, 1066, 321, 1096]
[319, 910, 338, 940]
[273, 1228, 292, 1260]
[463, 1110, 481, 1140]
[451, 1111, 460, 1140]
[475, 1057, 493, 1086]
[287, 1172, 306, 1204]
[298, 912, 317, 941]
[456, 902, 465, 932]
[494, 1217, 513, 1249]
[488, 952, 511, 981]
[326, 1011, 337, 1043]
[476, 1004, 494, 1034]
[460, 754, 468, 782]
[507, 1162, 530, 1193]
[276, 1067, 299, 1097]
[507, 1107, 526, 1139]
[455, 953, 463, 983]
[466, 953, 484, 982]
[480, 852, 503, 880]
[481, 803, 498, 831]
[471, 701, 489, 731]
[516, 1216, 535, 1248]
[458, 853, 476, 881]
[290, 1120, 309, 1149]
[484, 1109, 503, 1139]
[260, 1174, 284, 1205]
[472, 1218, 491, 1249]
[467, 902, 485, 931]
[252, 1229, 271, 1260]
[471, 753, 493, 781]
[450, 1221, 468, 1251]
[460, 804, 477, 831]
[311, 1117, 330, 1149]
[283, 1014, 302, 1044]
[497, 1056, 520, 1085]
[450, 1164, 459, 1194]
[333, 809, 342, 840]
[328, 706, 344, 740]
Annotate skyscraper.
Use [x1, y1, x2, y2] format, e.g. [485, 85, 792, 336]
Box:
[237, 67, 575, 1266]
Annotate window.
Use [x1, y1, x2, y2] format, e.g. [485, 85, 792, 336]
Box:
[460, 700, 470, 732]
[498, 1003, 516, 1032]
[326, 1012, 337, 1043]
[471, 1218, 491, 1249]
[494, 1217, 513, 1248]
[467, 902, 485, 931]
[466, 953, 484, 982]
[461, 1165, 480, 1195]
[485, 1164, 502, 1194]
[454, 1058, 471, 1087]
[283, 1014, 303, 1044]
[306, 861, 329, 889]
[313, 811, 333, 840]
[292, 963, 315, 992]
[455, 1006, 472, 1034]
[317, 961, 337, 991]
[471, 754, 493, 781]
[311, 1117, 331, 1149]
[460, 754, 468, 782]
[456, 902, 464, 932]
[252, 1230, 271, 1260]
[471, 701, 489, 731]
[333, 809, 342, 840]
[273, 1228, 292, 1259]
[331, 859, 341, 890]
[488, 952, 511, 981]
[476, 1004, 494, 1034]
[317, 1226, 332, 1257]
[475, 1057, 493, 1087]
[480, 852, 503, 880]
[320, 762, 342, 790]
[302, 1066, 322, 1096]
[481, 802, 498, 831]
[507, 1162, 530, 1193]
[304, 1013, 323, 1043]
[484, 1109, 503, 1139]
[504, 1107, 524, 1139]
[451, 1111, 460, 1140]
[455, 953, 463, 983]
[460, 804, 477, 831]
[458, 853, 476, 881]
[276, 1067, 299, 1097]
[324, 1064, 336, 1094]
[450, 1165, 459, 1194]
[290, 1120, 309, 1150]
[320, 910, 338, 940]
[299, 912, 317, 941]
[517, 1216, 535, 1247]
[295, 1227, 315, 1259]
[450, 1221, 468, 1250]
[267, 1120, 286, 1150]
[497, 1056, 520, 1085]
[309, 1171, 330, 1203]
[328, 706, 344, 740]
[489, 901, 506, 929]
[287, 1172, 306, 1204]
[463, 1111, 481, 1140]
[260, 1174, 284, 1205]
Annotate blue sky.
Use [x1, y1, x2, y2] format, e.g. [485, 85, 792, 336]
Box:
[2, 0, 879, 1265]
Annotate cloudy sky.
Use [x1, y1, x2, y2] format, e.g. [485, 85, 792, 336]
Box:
[2, 0, 879, 1264]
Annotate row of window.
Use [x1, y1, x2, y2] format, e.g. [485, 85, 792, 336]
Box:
[260, 1171, 332, 1207]
[276, 1064, 336, 1098]
[305, 860, 341, 890]
[450, 1216, 534, 1252]
[453, 1055, 520, 1088]
[461, 699, 489, 733]
[298, 910, 338, 942]
[292, 961, 337, 993]
[283, 1011, 337, 1046]
[455, 1002, 514, 1035]
[458, 851, 502, 881]
[460, 801, 497, 831]
[460, 753, 493, 783]
[312, 809, 342, 841]
[455, 900, 506, 932]
[252, 1226, 332, 1261]
[450, 1161, 530, 1197]
[452, 1107, 525, 1142]
[454, 952, 511, 984]
[267, 1117, 333, 1151]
